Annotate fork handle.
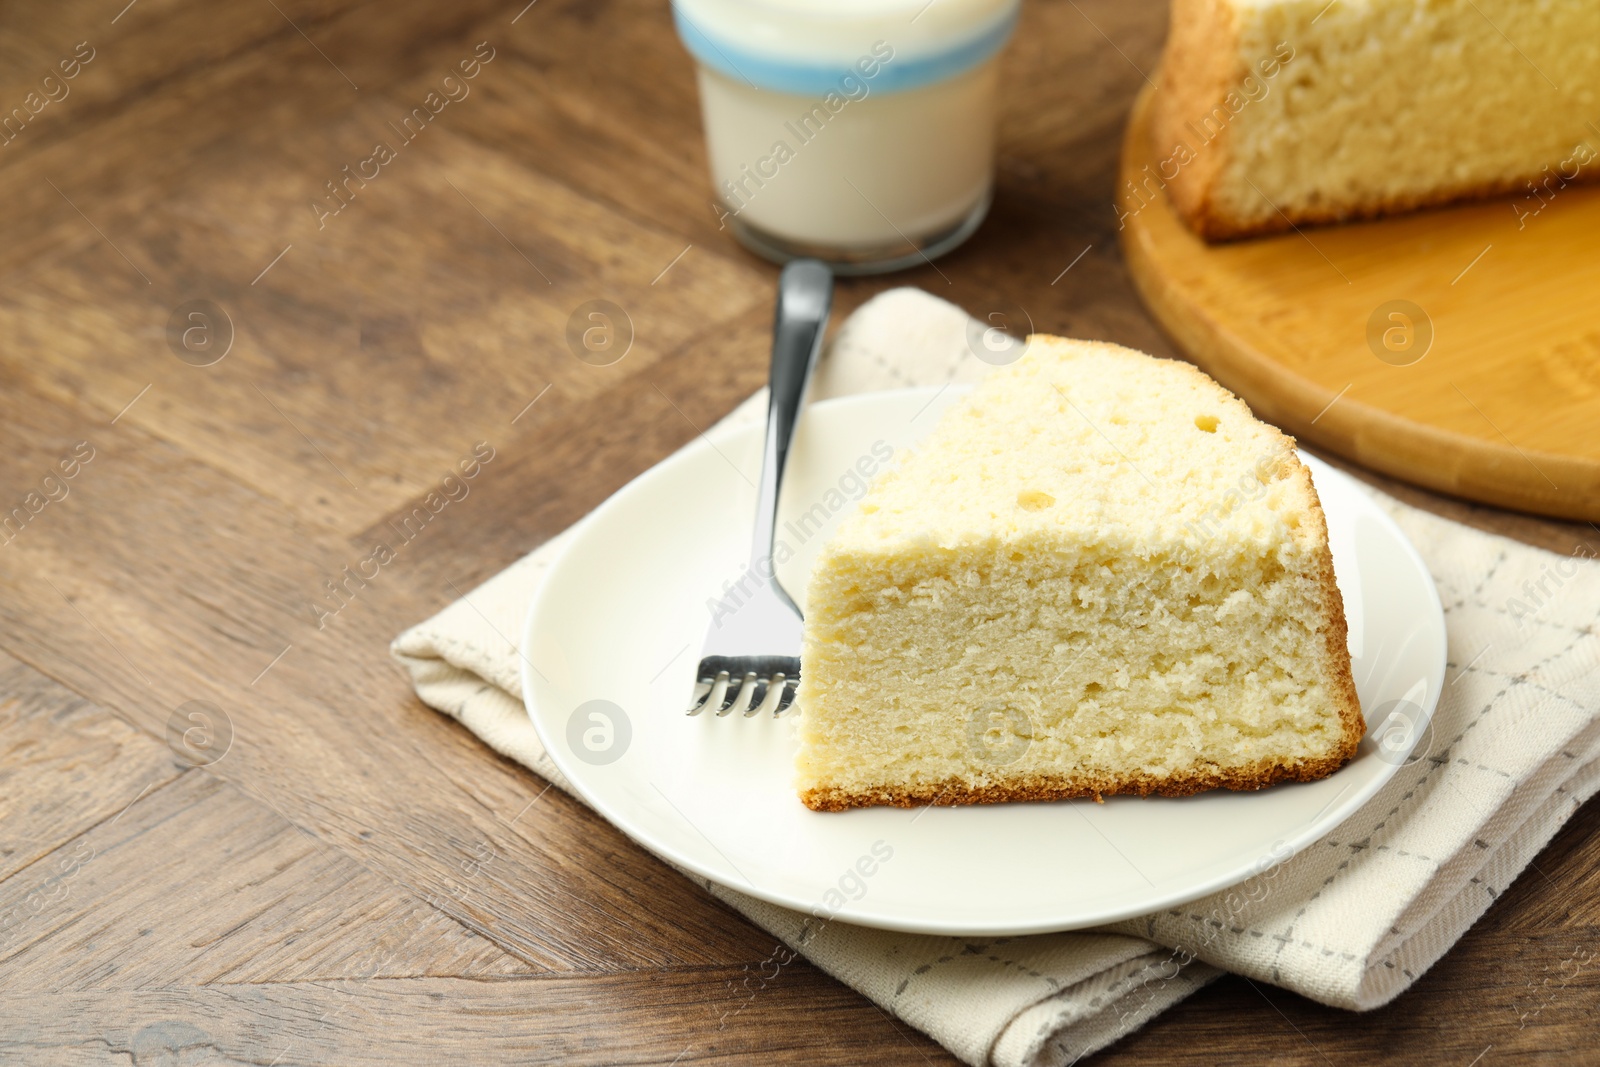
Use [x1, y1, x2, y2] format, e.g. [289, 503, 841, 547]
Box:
[751, 259, 832, 615]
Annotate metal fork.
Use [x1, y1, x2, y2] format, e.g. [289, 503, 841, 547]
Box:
[686, 258, 832, 717]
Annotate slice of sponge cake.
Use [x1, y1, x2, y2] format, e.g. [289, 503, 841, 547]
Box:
[794, 336, 1362, 811]
[1152, 0, 1600, 239]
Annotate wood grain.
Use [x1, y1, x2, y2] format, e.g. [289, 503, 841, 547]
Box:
[0, 650, 180, 885]
[0, 969, 948, 1066]
[1120, 83, 1600, 521]
[0, 0, 1594, 1063]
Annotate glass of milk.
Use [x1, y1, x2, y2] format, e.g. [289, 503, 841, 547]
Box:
[673, 0, 1020, 274]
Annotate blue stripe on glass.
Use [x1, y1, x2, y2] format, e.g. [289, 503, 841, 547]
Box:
[672, 6, 1017, 96]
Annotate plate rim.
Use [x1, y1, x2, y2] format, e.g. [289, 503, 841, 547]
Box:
[521, 385, 1448, 935]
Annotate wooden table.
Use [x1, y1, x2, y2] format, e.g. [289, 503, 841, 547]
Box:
[0, 1, 1594, 1063]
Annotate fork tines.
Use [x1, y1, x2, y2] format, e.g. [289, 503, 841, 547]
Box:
[687, 655, 801, 717]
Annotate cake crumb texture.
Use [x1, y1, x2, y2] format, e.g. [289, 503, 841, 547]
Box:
[1152, 0, 1600, 238]
[794, 336, 1363, 811]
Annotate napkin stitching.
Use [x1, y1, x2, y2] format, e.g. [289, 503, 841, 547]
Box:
[869, 349, 916, 386]
[1360, 767, 1600, 981]
[1454, 548, 1507, 609]
[1453, 760, 1514, 780]
[1165, 909, 1365, 963]
[893, 939, 1067, 999]
[1322, 837, 1438, 863]
[1475, 600, 1592, 637]
[974, 951, 1066, 990]
[1541, 620, 1600, 664]
[1266, 862, 1351, 982]
[1084, 961, 1172, 1008]
[1014, 957, 1182, 1057]
[1460, 665, 1592, 711]
[1261, 738, 1461, 979]
[1366, 748, 1600, 961]
[1352, 651, 1540, 834]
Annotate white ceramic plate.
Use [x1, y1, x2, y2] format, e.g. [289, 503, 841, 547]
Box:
[522, 386, 1446, 936]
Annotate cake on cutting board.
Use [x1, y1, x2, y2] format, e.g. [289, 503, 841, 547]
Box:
[794, 336, 1363, 812]
[1150, 0, 1600, 239]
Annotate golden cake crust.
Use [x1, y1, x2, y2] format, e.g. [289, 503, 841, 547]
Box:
[800, 747, 1358, 812]
[1150, 0, 1241, 235]
[1297, 461, 1367, 768]
[1172, 168, 1596, 243]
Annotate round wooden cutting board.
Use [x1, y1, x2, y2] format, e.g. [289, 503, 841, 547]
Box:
[1118, 85, 1600, 522]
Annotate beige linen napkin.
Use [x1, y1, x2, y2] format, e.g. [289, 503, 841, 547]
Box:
[393, 289, 1600, 1066]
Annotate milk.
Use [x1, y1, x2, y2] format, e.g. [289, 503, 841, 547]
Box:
[674, 0, 1019, 271]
